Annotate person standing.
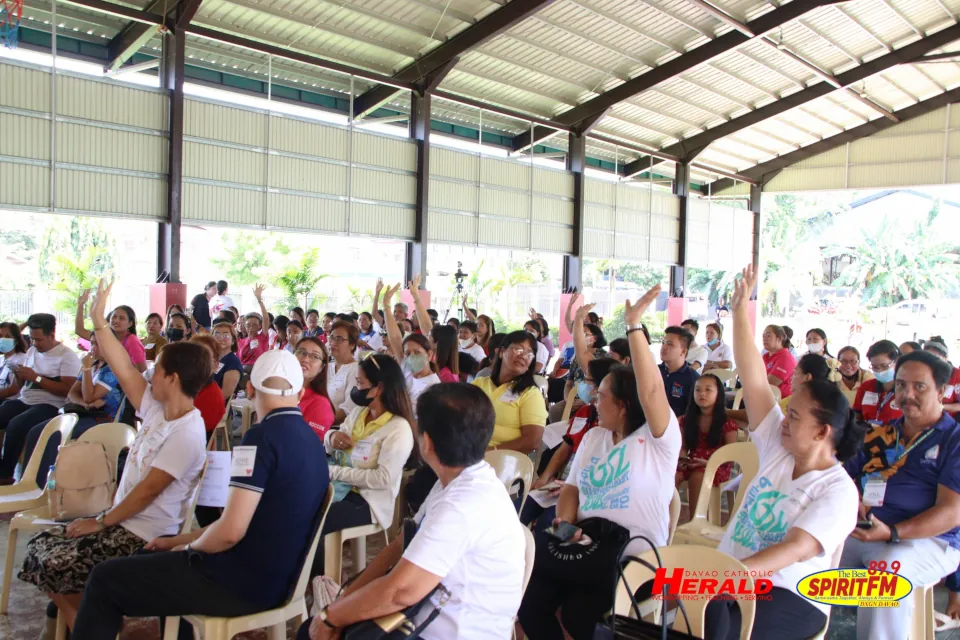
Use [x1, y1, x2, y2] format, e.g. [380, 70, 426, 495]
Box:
[209, 280, 235, 318]
[190, 281, 217, 333]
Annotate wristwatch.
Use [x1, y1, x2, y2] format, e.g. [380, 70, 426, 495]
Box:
[34, 375, 42, 384]
[887, 524, 900, 545]
[319, 606, 337, 629]
[626, 324, 645, 335]
[95, 512, 106, 529]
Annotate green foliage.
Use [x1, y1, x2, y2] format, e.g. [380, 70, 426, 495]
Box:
[274, 249, 327, 311]
[37, 218, 116, 313]
[760, 194, 829, 315]
[602, 304, 666, 342]
[687, 268, 737, 307]
[210, 231, 291, 287]
[345, 284, 377, 313]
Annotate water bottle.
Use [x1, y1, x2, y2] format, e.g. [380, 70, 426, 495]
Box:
[46, 465, 56, 491]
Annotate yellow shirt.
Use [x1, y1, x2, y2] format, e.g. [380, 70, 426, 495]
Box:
[833, 369, 874, 404]
[472, 377, 548, 447]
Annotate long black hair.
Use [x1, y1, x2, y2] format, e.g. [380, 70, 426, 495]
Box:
[110, 305, 137, 336]
[431, 324, 459, 376]
[491, 330, 538, 395]
[358, 354, 415, 426]
[0, 322, 27, 354]
[682, 374, 728, 451]
[604, 365, 646, 435]
[803, 379, 868, 461]
[796, 353, 831, 382]
[806, 328, 832, 358]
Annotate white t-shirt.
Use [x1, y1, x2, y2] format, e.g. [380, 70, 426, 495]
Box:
[404, 461, 526, 640]
[122, 386, 207, 541]
[359, 330, 383, 353]
[459, 342, 487, 366]
[404, 370, 441, 416]
[327, 360, 359, 415]
[686, 344, 708, 369]
[568, 413, 682, 555]
[209, 294, 235, 317]
[0, 352, 27, 390]
[19, 344, 82, 408]
[534, 341, 549, 373]
[706, 341, 734, 366]
[717, 405, 859, 613]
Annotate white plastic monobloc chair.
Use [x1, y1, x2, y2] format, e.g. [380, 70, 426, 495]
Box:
[164, 485, 334, 640]
[485, 449, 536, 512]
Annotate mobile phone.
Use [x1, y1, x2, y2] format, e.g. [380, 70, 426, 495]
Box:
[856, 519, 873, 529]
[546, 521, 579, 543]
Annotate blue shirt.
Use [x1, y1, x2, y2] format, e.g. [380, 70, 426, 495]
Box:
[201, 407, 329, 608]
[213, 352, 243, 390]
[93, 365, 124, 419]
[844, 413, 960, 549]
[659, 362, 700, 418]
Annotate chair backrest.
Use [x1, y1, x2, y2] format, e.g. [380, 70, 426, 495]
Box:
[560, 385, 578, 424]
[180, 459, 209, 535]
[711, 369, 737, 385]
[769, 384, 782, 402]
[614, 546, 756, 640]
[668, 487, 681, 545]
[22, 415, 79, 490]
[289, 485, 335, 603]
[207, 402, 232, 452]
[691, 442, 760, 524]
[732, 388, 744, 410]
[77, 423, 137, 481]
[484, 450, 535, 511]
[521, 525, 535, 595]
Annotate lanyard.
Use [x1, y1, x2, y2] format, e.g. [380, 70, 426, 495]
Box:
[893, 425, 935, 464]
[877, 391, 895, 415]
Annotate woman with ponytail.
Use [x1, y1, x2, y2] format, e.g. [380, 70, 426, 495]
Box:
[704, 265, 864, 640]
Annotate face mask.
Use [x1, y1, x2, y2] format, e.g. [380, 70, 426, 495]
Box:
[874, 369, 895, 384]
[166, 328, 185, 342]
[459, 338, 473, 349]
[0, 338, 13, 353]
[350, 385, 374, 407]
[707, 338, 719, 347]
[807, 342, 824, 354]
[526, 330, 538, 339]
[404, 353, 429, 374]
[577, 380, 594, 405]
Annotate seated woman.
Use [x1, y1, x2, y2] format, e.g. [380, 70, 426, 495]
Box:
[523, 357, 619, 528]
[317, 354, 414, 573]
[382, 284, 440, 414]
[75, 291, 146, 373]
[430, 325, 460, 383]
[762, 324, 796, 398]
[271, 315, 289, 351]
[357, 312, 382, 353]
[806, 328, 840, 375]
[189, 335, 227, 433]
[702, 322, 734, 371]
[0, 321, 28, 402]
[549, 307, 606, 423]
[606, 337, 633, 365]
[704, 265, 862, 640]
[289, 306, 307, 328]
[299, 384, 525, 640]
[729, 353, 831, 423]
[142, 313, 167, 362]
[676, 374, 739, 523]
[518, 286, 682, 639]
[211, 321, 243, 401]
[18, 279, 208, 632]
[286, 320, 304, 353]
[165, 304, 184, 327]
[327, 321, 360, 425]
[475, 333, 506, 379]
[835, 346, 873, 403]
[458, 321, 487, 364]
[477, 314, 496, 355]
[164, 313, 191, 346]
[523, 319, 550, 375]
[295, 337, 335, 440]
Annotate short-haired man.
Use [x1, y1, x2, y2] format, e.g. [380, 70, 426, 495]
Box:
[190, 281, 217, 333]
[0, 313, 81, 484]
[299, 383, 525, 640]
[922, 338, 960, 414]
[393, 301, 409, 323]
[238, 313, 269, 369]
[842, 350, 960, 640]
[680, 319, 708, 372]
[209, 280, 234, 318]
[73, 351, 329, 640]
[659, 326, 700, 417]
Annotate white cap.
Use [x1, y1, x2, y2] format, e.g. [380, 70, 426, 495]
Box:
[250, 350, 303, 396]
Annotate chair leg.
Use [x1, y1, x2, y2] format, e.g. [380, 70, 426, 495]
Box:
[708, 488, 722, 526]
[162, 617, 181, 640]
[268, 622, 286, 640]
[1, 526, 18, 614]
[352, 536, 368, 572]
[55, 613, 67, 640]
[324, 531, 343, 582]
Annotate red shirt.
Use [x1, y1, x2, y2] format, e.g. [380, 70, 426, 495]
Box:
[853, 378, 902, 426]
[300, 387, 335, 441]
[943, 367, 960, 404]
[763, 349, 796, 398]
[194, 381, 226, 433]
[238, 331, 269, 366]
[563, 404, 598, 453]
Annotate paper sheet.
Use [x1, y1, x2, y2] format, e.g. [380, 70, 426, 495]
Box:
[30, 519, 69, 526]
[529, 486, 562, 508]
[721, 474, 742, 493]
[541, 421, 568, 450]
[198, 451, 231, 508]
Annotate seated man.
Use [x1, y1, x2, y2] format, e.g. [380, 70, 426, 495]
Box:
[71, 350, 330, 640]
[0, 313, 80, 484]
[842, 349, 960, 640]
[300, 383, 526, 640]
[659, 326, 700, 417]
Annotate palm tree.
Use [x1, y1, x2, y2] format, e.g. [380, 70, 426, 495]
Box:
[760, 194, 827, 315]
[687, 268, 738, 307]
[275, 249, 327, 311]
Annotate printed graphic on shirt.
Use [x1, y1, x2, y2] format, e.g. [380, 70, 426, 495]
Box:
[858, 424, 909, 480]
[671, 382, 684, 398]
[578, 444, 631, 512]
[731, 476, 789, 551]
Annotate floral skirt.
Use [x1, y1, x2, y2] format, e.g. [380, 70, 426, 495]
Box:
[18, 525, 144, 594]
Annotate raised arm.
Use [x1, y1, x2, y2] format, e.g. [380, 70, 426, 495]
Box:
[462, 294, 477, 321]
[626, 286, 673, 438]
[730, 264, 775, 429]
[74, 289, 92, 341]
[253, 284, 269, 332]
[372, 278, 384, 329]
[79, 353, 108, 405]
[564, 291, 580, 333]
[381, 283, 404, 361]
[89, 279, 147, 410]
[573, 303, 597, 372]
[408, 273, 433, 334]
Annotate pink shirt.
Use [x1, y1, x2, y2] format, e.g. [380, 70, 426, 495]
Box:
[237, 331, 269, 366]
[763, 348, 796, 398]
[121, 333, 146, 366]
[300, 387, 335, 441]
[437, 367, 458, 384]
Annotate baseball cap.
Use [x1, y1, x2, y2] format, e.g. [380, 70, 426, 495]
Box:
[250, 350, 303, 396]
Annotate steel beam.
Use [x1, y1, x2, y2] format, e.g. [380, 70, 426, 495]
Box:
[105, 0, 203, 73]
[352, 0, 558, 119]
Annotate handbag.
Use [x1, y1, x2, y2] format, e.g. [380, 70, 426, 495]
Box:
[338, 519, 450, 640]
[533, 517, 630, 591]
[60, 403, 109, 419]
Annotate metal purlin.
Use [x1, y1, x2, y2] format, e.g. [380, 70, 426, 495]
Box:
[528, 119, 534, 251]
[346, 74, 354, 235]
[646, 156, 653, 263]
[613, 144, 618, 261]
[264, 54, 272, 229]
[943, 103, 952, 185]
[49, 0, 56, 212]
[475, 105, 482, 247]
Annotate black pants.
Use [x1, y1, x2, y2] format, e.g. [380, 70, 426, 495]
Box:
[704, 587, 826, 640]
[73, 550, 264, 640]
[0, 400, 60, 478]
[405, 465, 438, 515]
[518, 569, 617, 640]
[311, 492, 373, 578]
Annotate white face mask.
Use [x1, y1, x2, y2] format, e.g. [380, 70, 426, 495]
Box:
[459, 338, 473, 349]
[807, 342, 824, 354]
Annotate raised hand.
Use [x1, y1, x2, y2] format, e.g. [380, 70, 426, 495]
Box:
[529, 307, 538, 320]
[624, 284, 661, 326]
[375, 278, 384, 296]
[90, 279, 114, 327]
[408, 273, 421, 291]
[382, 283, 402, 305]
[253, 283, 266, 300]
[731, 264, 758, 311]
[78, 289, 91, 306]
[574, 302, 596, 321]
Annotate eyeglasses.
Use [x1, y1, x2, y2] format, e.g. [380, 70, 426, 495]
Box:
[294, 348, 325, 363]
[839, 359, 859, 367]
[328, 335, 349, 344]
[508, 345, 534, 358]
[871, 362, 894, 372]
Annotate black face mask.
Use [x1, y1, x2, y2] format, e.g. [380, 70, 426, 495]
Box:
[166, 328, 185, 342]
[350, 385, 374, 407]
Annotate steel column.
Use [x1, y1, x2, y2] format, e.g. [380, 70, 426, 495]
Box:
[159, 25, 185, 283]
[406, 90, 430, 283]
[563, 132, 587, 291]
[670, 161, 691, 298]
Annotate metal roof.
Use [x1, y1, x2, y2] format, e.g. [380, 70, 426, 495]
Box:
[21, 0, 960, 183]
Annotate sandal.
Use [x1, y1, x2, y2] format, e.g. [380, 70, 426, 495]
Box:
[934, 611, 960, 632]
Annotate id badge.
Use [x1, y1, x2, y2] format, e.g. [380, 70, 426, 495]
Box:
[569, 417, 588, 435]
[351, 440, 374, 463]
[863, 478, 887, 507]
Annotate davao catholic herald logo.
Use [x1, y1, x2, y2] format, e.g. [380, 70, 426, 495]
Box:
[797, 561, 913, 608]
